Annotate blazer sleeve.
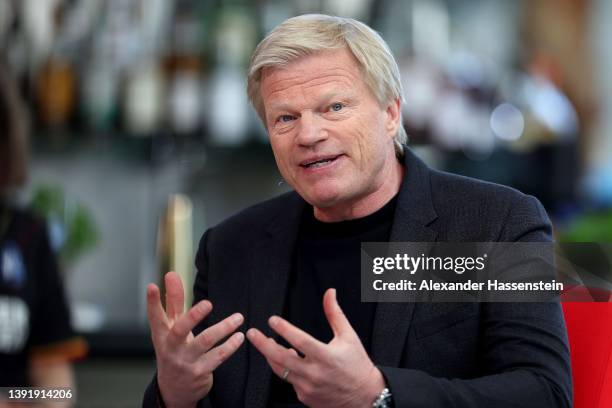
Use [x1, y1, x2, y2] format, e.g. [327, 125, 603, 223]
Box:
[143, 230, 215, 408]
[380, 196, 572, 408]
[193, 230, 214, 408]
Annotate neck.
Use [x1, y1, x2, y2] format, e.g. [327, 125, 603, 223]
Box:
[313, 159, 404, 222]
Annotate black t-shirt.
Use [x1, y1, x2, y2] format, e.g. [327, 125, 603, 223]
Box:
[270, 195, 397, 407]
[0, 205, 76, 386]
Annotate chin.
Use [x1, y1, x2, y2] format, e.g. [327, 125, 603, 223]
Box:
[307, 185, 359, 211]
[302, 187, 343, 209]
[306, 194, 340, 209]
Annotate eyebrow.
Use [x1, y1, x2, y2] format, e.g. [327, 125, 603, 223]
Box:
[267, 89, 354, 115]
[267, 101, 295, 114]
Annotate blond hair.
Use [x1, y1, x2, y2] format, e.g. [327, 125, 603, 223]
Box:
[247, 14, 406, 156]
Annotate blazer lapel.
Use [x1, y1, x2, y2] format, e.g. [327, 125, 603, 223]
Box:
[244, 193, 307, 408]
[371, 149, 439, 366]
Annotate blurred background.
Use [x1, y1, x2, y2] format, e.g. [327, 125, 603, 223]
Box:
[1, 0, 611, 405]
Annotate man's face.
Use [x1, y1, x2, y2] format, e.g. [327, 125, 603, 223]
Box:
[260, 48, 401, 220]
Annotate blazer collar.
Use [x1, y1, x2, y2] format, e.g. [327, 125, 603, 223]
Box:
[391, 147, 438, 241]
[245, 193, 307, 408]
[371, 147, 439, 366]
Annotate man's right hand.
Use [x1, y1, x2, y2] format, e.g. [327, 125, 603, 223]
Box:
[147, 272, 245, 408]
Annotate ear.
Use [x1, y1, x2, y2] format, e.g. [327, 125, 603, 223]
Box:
[384, 98, 401, 139]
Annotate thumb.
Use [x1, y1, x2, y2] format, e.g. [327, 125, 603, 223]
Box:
[323, 288, 353, 338]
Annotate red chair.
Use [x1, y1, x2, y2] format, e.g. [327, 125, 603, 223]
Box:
[562, 290, 612, 407]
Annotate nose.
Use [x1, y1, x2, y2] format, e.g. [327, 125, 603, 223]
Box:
[295, 112, 328, 147]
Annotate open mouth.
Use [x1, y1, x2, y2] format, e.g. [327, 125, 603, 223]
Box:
[300, 155, 342, 169]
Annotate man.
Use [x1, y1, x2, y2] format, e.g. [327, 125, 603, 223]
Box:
[144, 14, 571, 408]
[0, 61, 86, 407]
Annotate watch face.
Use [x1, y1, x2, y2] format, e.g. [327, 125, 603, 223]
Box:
[373, 388, 392, 408]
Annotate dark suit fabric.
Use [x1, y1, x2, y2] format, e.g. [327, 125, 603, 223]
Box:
[144, 148, 572, 408]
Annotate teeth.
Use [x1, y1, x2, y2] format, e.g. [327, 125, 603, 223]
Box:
[307, 159, 332, 168]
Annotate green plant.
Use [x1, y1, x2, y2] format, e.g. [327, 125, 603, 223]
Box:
[30, 184, 99, 268]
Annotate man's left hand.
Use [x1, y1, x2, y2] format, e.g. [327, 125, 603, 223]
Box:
[247, 288, 385, 408]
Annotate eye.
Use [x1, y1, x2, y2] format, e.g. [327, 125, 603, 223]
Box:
[278, 114, 295, 123]
[330, 102, 344, 112]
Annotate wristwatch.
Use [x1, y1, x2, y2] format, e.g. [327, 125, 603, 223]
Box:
[371, 387, 393, 408]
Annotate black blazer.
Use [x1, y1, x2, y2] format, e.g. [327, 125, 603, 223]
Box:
[144, 148, 572, 408]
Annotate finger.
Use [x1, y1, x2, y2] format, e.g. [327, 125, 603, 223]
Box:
[167, 299, 212, 348]
[164, 271, 185, 321]
[269, 347, 301, 380]
[147, 284, 169, 343]
[247, 328, 305, 375]
[200, 331, 245, 372]
[191, 313, 244, 358]
[268, 316, 327, 358]
[323, 288, 354, 338]
[269, 359, 298, 383]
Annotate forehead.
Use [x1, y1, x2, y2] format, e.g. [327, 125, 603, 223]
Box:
[260, 48, 366, 104]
